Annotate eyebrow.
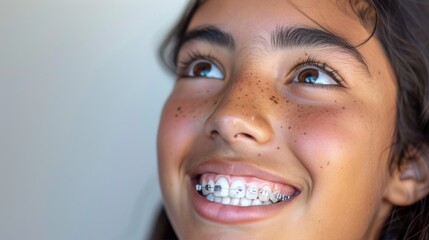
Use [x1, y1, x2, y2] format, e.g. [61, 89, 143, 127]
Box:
[177, 25, 369, 75]
[271, 26, 369, 74]
[179, 26, 236, 49]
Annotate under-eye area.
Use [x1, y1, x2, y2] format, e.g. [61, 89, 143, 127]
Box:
[193, 174, 300, 206]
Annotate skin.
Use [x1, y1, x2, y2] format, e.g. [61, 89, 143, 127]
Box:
[157, 0, 398, 239]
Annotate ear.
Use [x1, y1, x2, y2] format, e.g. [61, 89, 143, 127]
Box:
[384, 145, 429, 206]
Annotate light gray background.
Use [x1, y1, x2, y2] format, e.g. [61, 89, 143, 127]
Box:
[0, 0, 186, 239]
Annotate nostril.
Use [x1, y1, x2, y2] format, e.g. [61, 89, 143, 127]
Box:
[210, 129, 257, 141]
[234, 133, 255, 140]
[210, 130, 220, 137]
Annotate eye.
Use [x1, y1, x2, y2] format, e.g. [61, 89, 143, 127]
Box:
[290, 58, 345, 87]
[185, 59, 224, 79]
[293, 67, 339, 86]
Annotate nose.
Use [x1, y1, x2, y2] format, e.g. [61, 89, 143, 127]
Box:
[204, 83, 273, 145]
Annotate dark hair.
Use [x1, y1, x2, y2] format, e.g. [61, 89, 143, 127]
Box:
[373, 1, 429, 239]
[154, 1, 429, 239]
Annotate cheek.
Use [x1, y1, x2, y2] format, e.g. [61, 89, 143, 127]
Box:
[293, 107, 365, 169]
[290, 101, 393, 172]
[158, 98, 196, 168]
[294, 102, 393, 197]
[287, 104, 393, 230]
[157, 80, 224, 199]
[287, 101, 394, 197]
[157, 93, 212, 181]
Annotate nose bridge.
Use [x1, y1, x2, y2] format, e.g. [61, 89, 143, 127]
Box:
[204, 72, 274, 144]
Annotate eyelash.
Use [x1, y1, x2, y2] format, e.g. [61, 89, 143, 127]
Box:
[177, 51, 219, 78]
[291, 56, 344, 87]
[176, 52, 344, 87]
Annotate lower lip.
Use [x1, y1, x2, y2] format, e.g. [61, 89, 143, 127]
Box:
[189, 180, 294, 224]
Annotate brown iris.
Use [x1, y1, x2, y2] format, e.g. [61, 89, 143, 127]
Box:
[192, 62, 212, 77]
[297, 68, 319, 84]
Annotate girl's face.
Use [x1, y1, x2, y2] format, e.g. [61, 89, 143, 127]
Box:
[158, 0, 397, 239]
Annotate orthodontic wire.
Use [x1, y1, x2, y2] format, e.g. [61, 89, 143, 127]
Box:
[195, 184, 293, 201]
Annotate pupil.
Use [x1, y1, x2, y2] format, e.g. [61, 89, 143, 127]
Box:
[299, 69, 319, 83]
[194, 62, 211, 77]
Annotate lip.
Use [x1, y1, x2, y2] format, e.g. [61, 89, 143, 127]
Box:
[188, 161, 301, 223]
[190, 161, 301, 189]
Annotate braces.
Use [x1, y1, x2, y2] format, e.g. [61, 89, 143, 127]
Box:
[195, 184, 292, 201]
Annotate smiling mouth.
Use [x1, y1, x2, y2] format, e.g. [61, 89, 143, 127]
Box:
[195, 173, 300, 207]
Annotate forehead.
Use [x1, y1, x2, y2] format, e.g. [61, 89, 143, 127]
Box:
[188, 0, 373, 46]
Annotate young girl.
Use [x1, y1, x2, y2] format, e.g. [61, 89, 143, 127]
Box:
[153, 0, 429, 239]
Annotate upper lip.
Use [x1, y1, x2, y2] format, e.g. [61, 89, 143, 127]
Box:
[189, 160, 302, 191]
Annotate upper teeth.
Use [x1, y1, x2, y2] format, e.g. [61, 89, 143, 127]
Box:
[229, 179, 246, 198]
[214, 177, 229, 197]
[196, 180, 294, 206]
[258, 185, 271, 202]
[245, 183, 259, 200]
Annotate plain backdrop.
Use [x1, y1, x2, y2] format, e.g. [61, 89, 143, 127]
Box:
[0, 0, 187, 239]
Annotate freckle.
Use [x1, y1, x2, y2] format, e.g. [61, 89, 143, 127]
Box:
[245, 94, 248, 97]
[237, 97, 241, 100]
[242, 105, 245, 108]
[334, 100, 337, 103]
[304, 132, 307, 135]
[175, 114, 178, 118]
[240, 88, 243, 91]
[288, 126, 292, 130]
[177, 107, 182, 111]
[258, 153, 261, 157]
[327, 161, 330, 166]
[280, 126, 283, 128]
[261, 90, 264, 92]
[320, 166, 323, 169]
[274, 100, 278, 104]
[214, 100, 218, 105]
[326, 110, 329, 113]
[277, 147, 280, 150]
[342, 107, 346, 110]
[286, 100, 290, 103]
[298, 115, 302, 117]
